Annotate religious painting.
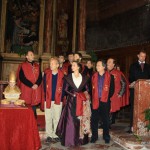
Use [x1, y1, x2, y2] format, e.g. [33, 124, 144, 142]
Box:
[5, 0, 40, 54]
[56, 0, 74, 56]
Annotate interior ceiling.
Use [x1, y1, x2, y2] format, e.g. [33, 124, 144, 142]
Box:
[86, 0, 147, 22]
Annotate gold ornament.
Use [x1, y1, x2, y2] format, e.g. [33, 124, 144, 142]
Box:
[9, 71, 16, 82]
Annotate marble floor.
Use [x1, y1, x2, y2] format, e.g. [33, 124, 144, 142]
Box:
[39, 132, 125, 150]
[37, 108, 150, 150]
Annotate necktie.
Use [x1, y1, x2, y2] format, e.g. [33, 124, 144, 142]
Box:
[140, 63, 144, 71]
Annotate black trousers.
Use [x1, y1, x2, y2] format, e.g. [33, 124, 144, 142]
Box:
[91, 101, 110, 141]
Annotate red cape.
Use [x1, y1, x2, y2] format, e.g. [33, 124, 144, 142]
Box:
[110, 69, 130, 112]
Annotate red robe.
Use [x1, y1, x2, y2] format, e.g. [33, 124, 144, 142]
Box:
[110, 69, 125, 112]
[92, 71, 111, 110]
[59, 63, 68, 75]
[110, 69, 129, 112]
[17, 62, 42, 106]
[41, 69, 64, 110]
[120, 72, 130, 107]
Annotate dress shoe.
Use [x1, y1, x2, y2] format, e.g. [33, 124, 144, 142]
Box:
[105, 139, 110, 144]
[90, 137, 98, 143]
[126, 130, 133, 134]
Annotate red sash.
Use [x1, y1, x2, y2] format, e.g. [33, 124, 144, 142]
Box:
[92, 71, 111, 109]
[76, 92, 87, 116]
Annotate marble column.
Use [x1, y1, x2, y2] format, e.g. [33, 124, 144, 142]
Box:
[43, 0, 53, 53]
[78, 0, 90, 59]
[72, 0, 77, 52]
[78, 0, 86, 52]
[51, 0, 57, 56]
[38, 0, 45, 55]
[133, 79, 150, 136]
[0, 0, 7, 53]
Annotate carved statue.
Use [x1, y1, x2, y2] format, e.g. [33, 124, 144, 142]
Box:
[57, 10, 68, 39]
[2, 71, 24, 105]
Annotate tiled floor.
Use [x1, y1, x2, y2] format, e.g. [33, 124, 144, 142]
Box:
[39, 134, 125, 150]
[37, 108, 150, 150]
[39, 128, 125, 150]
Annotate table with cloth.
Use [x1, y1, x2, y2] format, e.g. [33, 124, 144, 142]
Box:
[0, 104, 41, 150]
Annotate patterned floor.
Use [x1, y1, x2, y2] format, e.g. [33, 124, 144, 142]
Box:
[39, 130, 125, 150]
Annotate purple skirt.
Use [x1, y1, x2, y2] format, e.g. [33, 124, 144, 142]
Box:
[56, 96, 88, 147]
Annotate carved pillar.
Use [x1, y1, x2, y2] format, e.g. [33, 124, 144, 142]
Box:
[78, 0, 86, 52]
[43, 0, 53, 53]
[38, 0, 45, 55]
[0, 0, 7, 53]
[51, 0, 57, 56]
[72, 0, 78, 52]
[78, 0, 90, 59]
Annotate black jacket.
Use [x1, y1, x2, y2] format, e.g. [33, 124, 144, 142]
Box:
[129, 61, 150, 83]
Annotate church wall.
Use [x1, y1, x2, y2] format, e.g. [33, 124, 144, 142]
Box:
[96, 43, 150, 78]
[86, 2, 150, 77]
[86, 5, 150, 51]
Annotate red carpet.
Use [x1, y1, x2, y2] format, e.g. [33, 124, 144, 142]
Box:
[37, 115, 45, 131]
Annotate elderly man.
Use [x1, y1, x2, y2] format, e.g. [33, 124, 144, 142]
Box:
[41, 57, 64, 143]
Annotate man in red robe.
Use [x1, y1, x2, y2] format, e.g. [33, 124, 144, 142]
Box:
[65, 52, 74, 74]
[107, 58, 129, 124]
[58, 54, 68, 75]
[41, 57, 64, 143]
[91, 60, 114, 144]
[17, 51, 42, 118]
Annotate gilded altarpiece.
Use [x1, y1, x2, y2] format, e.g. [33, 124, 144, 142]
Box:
[0, 0, 77, 80]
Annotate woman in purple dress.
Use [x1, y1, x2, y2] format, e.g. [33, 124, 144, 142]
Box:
[56, 61, 91, 147]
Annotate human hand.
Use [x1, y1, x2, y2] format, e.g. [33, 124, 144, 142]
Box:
[32, 84, 38, 89]
[84, 91, 90, 100]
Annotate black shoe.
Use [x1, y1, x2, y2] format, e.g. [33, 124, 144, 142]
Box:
[54, 138, 60, 142]
[45, 137, 52, 143]
[105, 139, 110, 144]
[126, 130, 133, 134]
[90, 137, 98, 143]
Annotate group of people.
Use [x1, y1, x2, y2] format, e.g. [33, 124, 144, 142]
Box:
[16, 49, 150, 147]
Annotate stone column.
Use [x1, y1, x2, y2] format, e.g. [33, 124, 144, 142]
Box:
[72, 0, 77, 52]
[0, 0, 7, 53]
[51, 0, 57, 56]
[78, 0, 90, 59]
[43, 0, 53, 53]
[38, 0, 45, 55]
[78, 0, 86, 52]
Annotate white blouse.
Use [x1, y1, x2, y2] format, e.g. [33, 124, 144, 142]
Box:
[72, 73, 82, 88]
